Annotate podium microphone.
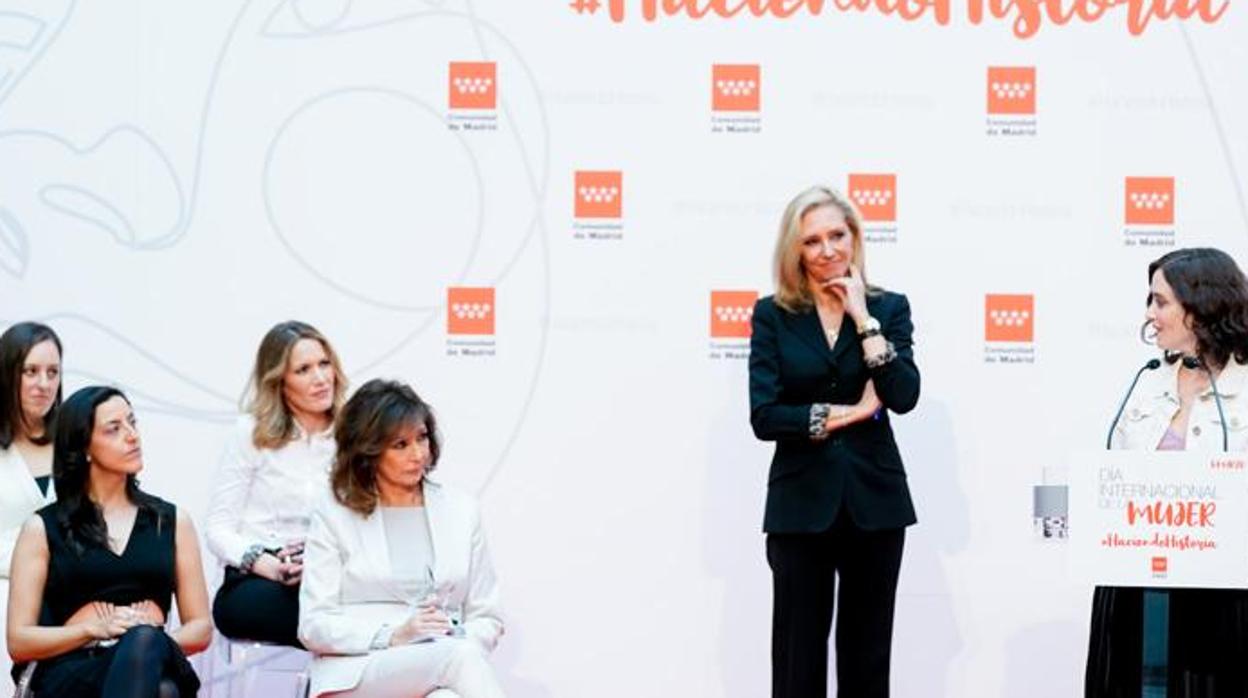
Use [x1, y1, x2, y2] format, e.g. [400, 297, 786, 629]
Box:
[1106, 359, 1162, 449]
[1182, 355, 1229, 451]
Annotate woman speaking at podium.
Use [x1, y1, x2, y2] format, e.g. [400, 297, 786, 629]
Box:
[1087, 248, 1248, 697]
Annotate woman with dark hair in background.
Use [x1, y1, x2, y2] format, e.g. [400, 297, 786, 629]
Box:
[1088, 248, 1248, 697]
[6, 386, 212, 697]
[299, 379, 505, 698]
[750, 185, 920, 698]
[205, 320, 347, 647]
[0, 322, 62, 689]
[0, 322, 63, 570]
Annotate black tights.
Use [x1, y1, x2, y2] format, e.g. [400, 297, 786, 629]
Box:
[101, 626, 178, 698]
[34, 625, 187, 698]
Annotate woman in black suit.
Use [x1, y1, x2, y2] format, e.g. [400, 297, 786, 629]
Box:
[750, 185, 920, 698]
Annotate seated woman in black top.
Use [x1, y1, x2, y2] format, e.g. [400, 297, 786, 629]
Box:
[6, 386, 212, 697]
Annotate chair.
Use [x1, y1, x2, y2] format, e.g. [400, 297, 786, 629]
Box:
[208, 636, 310, 698]
[11, 661, 35, 698]
[197, 557, 310, 698]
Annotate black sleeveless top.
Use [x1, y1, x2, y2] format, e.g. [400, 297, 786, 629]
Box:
[37, 497, 177, 623]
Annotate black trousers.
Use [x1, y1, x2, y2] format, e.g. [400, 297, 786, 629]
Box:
[33, 625, 196, 697]
[212, 566, 304, 648]
[767, 513, 906, 698]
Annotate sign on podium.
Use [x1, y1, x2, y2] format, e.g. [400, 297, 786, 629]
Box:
[1069, 450, 1248, 588]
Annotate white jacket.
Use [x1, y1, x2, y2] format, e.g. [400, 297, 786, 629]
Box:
[1112, 356, 1248, 452]
[0, 445, 55, 578]
[0, 445, 55, 690]
[298, 479, 504, 696]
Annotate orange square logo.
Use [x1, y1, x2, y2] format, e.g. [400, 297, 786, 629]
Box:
[985, 294, 1034, 343]
[447, 287, 495, 336]
[711, 64, 760, 112]
[987, 66, 1036, 115]
[448, 62, 496, 110]
[1151, 556, 1168, 574]
[848, 174, 897, 223]
[574, 170, 623, 219]
[1125, 177, 1175, 225]
[710, 290, 758, 338]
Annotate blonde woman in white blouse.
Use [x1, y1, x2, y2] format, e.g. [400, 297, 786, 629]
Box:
[0, 323, 62, 689]
[204, 320, 347, 647]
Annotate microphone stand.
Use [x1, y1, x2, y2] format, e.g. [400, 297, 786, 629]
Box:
[1106, 359, 1162, 449]
[1182, 355, 1229, 452]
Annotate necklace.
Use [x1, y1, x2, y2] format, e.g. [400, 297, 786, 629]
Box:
[817, 313, 842, 348]
[814, 297, 845, 348]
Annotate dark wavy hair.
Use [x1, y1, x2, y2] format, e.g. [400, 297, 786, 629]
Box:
[53, 386, 163, 555]
[0, 322, 63, 449]
[1149, 248, 1248, 368]
[331, 379, 441, 517]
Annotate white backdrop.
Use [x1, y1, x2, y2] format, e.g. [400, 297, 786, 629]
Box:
[3, 1, 1247, 696]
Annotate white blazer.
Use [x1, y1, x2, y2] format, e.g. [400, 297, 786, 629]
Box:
[0, 445, 55, 691]
[298, 479, 504, 696]
[0, 445, 55, 578]
[1113, 356, 1248, 452]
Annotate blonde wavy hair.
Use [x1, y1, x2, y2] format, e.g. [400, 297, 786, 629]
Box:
[245, 320, 347, 449]
[773, 185, 877, 313]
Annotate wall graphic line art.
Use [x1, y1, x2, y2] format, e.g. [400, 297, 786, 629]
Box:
[1178, 23, 1248, 238]
[261, 87, 485, 314]
[8, 312, 240, 405]
[0, 206, 28, 278]
[249, 2, 553, 496]
[460, 0, 551, 496]
[0, 0, 247, 258]
[0, 3, 76, 113]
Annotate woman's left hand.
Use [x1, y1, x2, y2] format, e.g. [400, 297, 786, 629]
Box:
[824, 265, 869, 324]
[274, 541, 305, 585]
[65, 599, 165, 629]
[126, 600, 166, 626]
[822, 380, 882, 434]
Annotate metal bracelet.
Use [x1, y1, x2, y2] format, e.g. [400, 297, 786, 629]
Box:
[809, 403, 832, 440]
[239, 543, 267, 573]
[858, 328, 883, 340]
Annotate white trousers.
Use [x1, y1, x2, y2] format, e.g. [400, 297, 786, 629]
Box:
[327, 639, 505, 698]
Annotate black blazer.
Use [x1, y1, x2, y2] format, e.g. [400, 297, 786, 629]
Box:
[749, 291, 919, 533]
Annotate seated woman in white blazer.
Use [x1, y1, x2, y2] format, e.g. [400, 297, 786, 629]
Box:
[1, 322, 63, 690]
[299, 379, 505, 698]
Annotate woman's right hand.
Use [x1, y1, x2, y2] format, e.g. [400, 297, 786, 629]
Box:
[69, 602, 137, 640]
[856, 380, 882, 416]
[250, 552, 302, 586]
[390, 603, 453, 645]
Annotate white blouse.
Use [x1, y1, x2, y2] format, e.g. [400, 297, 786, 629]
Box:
[204, 415, 336, 568]
[0, 444, 56, 579]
